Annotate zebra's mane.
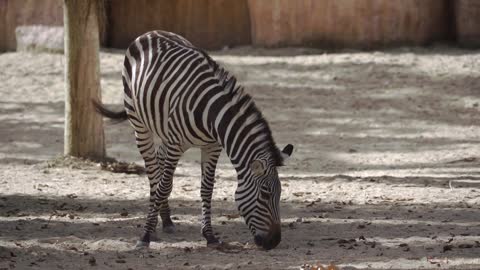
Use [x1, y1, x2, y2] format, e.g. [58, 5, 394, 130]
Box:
[200, 51, 284, 166]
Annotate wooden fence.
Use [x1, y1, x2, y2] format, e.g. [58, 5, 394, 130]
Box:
[0, 0, 479, 52]
[248, 0, 452, 48]
[106, 0, 251, 49]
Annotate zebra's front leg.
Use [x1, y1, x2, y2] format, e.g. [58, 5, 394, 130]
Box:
[200, 145, 222, 246]
[137, 143, 184, 249]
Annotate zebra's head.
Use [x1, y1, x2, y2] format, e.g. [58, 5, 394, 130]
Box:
[235, 144, 293, 250]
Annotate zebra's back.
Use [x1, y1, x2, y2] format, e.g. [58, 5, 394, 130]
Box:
[122, 31, 220, 147]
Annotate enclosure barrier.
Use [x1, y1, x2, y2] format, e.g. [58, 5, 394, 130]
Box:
[248, 0, 451, 48]
[0, 0, 479, 52]
[455, 0, 480, 47]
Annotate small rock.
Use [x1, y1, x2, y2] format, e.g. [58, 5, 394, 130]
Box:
[443, 245, 453, 252]
[88, 256, 96, 266]
[337, 239, 349, 244]
[0, 247, 13, 259]
[120, 209, 129, 217]
[66, 194, 78, 199]
[458, 244, 473, 249]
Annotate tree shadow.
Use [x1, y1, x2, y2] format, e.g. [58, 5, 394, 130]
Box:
[0, 101, 64, 164]
[1, 193, 480, 269]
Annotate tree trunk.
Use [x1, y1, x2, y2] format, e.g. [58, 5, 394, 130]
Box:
[63, 0, 105, 159]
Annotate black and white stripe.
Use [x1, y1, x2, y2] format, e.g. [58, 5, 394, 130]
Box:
[95, 31, 293, 250]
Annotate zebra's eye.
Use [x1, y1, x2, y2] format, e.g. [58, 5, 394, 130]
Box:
[260, 190, 271, 200]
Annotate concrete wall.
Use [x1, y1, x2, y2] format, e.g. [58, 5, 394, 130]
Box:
[1, 0, 63, 51]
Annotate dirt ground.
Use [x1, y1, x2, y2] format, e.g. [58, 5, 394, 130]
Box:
[1, 46, 480, 270]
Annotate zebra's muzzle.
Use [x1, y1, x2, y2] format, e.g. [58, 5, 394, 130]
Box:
[254, 223, 281, 250]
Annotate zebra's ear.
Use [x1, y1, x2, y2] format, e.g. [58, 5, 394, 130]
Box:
[251, 160, 266, 176]
[280, 144, 294, 161]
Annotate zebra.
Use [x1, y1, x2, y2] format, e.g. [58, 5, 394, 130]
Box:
[93, 30, 294, 250]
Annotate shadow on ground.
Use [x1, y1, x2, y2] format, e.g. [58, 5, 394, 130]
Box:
[1, 191, 480, 269]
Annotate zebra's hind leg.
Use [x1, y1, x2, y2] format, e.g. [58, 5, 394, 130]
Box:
[131, 128, 162, 248]
[137, 143, 184, 249]
[160, 204, 175, 233]
[200, 145, 222, 247]
[155, 143, 176, 234]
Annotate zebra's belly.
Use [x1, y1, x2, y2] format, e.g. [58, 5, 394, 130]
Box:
[134, 104, 216, 148]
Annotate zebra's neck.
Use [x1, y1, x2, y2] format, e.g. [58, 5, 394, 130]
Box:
[193, 55, 283, 176]
[208, 81, 283, 178]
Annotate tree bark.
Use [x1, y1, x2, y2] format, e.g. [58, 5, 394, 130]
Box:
[63, 0, 105, 159]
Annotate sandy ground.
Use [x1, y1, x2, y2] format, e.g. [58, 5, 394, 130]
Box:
[1, 46, 480, 269]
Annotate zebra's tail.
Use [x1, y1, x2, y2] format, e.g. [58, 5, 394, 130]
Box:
[91, 99, 128, 121]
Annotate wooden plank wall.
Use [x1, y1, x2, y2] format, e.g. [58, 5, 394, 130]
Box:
[248, 0, 452, 48]
[1, 0, 480, 52]
[106, 0, 252, 49]
[455, 0, 480, 47]
[0, 0, 7, 52]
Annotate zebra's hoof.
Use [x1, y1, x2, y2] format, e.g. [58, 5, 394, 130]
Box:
[150, 233, 159, 242]
[207, 241, 223, 248]
[162, 225, 176, 234]
[135, 240, 150, 250]
[206, 238, 222, 248]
